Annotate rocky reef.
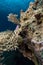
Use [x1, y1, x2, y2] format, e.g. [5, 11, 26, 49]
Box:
[0, 0, 43, 65]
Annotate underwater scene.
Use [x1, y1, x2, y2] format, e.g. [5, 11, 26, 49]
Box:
[0, 0, 43, 65]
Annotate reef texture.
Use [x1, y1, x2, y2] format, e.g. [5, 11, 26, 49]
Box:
[0, 0, 43, 65]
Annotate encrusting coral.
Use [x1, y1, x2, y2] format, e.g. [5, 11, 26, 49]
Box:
[0, 0, 43, 65]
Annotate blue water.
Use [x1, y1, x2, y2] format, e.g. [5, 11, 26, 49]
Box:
[0, 0, 34, 32]
[0, 0, 35, 65]
[2, 49, 35, 65]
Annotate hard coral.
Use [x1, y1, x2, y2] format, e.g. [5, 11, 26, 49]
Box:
[0, 0, 43, 65]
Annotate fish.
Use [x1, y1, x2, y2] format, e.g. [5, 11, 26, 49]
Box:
[7, 13, 19, 24]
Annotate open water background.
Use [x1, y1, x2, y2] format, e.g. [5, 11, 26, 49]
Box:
[0, 0, 35, 65]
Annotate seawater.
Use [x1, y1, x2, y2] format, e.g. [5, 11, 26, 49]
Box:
[1, 49, 35, 65]
[0, 0, 35, 65]
[0, 0, 34, 31]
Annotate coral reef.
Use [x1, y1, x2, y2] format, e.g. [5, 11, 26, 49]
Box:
[0, 0, 43, 65]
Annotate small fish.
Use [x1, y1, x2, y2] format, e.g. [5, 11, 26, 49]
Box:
[7, 13, 19, 24]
